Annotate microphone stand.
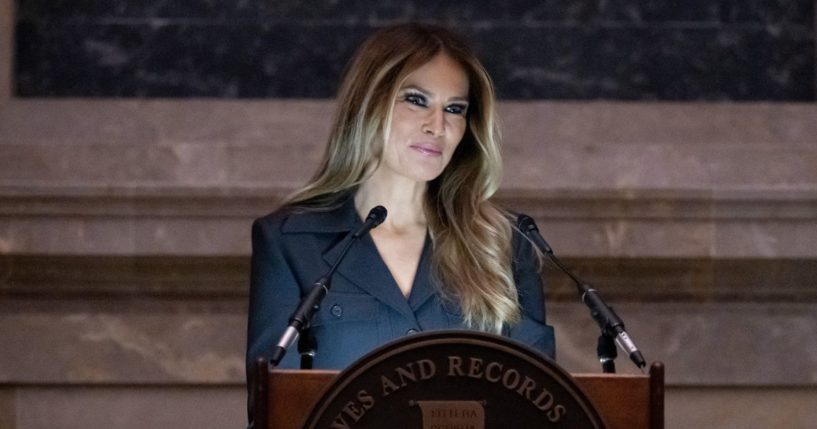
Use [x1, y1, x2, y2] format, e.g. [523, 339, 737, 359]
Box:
[517, 215, 646, 373]
[298, 329, 317, 370]
[597, 333, 618, 374]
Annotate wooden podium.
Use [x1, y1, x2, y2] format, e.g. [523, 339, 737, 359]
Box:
[253, 332, 664, 429]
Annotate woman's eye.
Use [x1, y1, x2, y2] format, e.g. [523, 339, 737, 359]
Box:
[445, 104, 468, 115]
[404, 93, 427, 107]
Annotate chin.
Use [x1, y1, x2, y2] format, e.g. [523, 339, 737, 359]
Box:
[411, 169, 445, 183]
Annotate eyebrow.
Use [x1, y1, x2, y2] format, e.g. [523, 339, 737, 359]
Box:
[401, 84, 469, 103]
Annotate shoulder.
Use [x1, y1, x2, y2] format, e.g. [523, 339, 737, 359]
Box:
[252, 205, 295, 239]
[253, 199, 357, 238]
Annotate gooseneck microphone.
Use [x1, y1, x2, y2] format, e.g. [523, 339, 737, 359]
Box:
[517, 214, 647, 371]
[269, 205, 387, 366]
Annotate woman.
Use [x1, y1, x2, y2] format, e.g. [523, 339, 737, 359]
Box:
[247, 22, 554, 376]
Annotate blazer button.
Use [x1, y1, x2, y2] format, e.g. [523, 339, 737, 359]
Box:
[406, 328, 419, 335]
[330, 304, 343, 318]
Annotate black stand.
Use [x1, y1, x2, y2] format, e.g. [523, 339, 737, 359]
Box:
[298, 330, 316, 369]
[597, 333, 618, 373]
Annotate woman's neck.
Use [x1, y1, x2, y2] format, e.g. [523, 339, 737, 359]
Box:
[354, 171, 428, 233]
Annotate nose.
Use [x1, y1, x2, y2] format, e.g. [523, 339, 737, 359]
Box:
[423, 108, 445, 137]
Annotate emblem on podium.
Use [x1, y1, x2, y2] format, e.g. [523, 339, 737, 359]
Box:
[412, 400, 486, 429]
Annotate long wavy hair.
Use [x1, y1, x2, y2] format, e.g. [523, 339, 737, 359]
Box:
[286, 23, 521, 333]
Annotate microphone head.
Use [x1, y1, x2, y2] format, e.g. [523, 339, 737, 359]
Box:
[516, 213, 554, 255]
[366, 205, 388, 227]
[516, 214, 537, 232]
[352, 206, 387, 239]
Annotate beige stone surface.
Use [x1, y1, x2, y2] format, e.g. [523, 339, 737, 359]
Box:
[0, 100, 329, 188]
[0, 310, 246, 384]
[499, 102, 817, 147]
[2, 99, 815, 258]
[498, 102, 817, 191]
[666, 386, 817, 429]
[2, 301, 815, 387]
[1, 384, 816, 429]
[0, 388, 14, 429]
[1, 188, 815, 257]
[2, 100, 816, 191]
[4, 386, 245, 429]
[714, 219, 817, 258]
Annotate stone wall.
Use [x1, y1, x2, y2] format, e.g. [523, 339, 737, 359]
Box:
[2, 1, 817, 428]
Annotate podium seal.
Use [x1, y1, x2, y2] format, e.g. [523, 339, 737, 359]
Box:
[302, 330, 606, 429]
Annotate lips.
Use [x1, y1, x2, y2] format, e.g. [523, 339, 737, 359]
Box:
[410, 143, 443, 156]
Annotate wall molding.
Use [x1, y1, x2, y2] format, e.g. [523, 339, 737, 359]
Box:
[2, 254, 816, 304]
[2, 185, 816, 257]
[2, 185, 817, 220]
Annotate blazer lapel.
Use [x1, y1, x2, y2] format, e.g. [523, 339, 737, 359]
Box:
[312, 199, 418, 323]
[324, 233, 417, 322]
[407, 233, 435, 310]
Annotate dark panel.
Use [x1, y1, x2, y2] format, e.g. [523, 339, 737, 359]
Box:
[15, 0, 267, 20]
[545, 258, 817, 302]
[600, 0, 814, 25]
[13, 0, 817, 100]
[19, 0, 809, 24]
[2, 255, 816, 303]
[15, 22, 370, 97]
[15, 0, 598, 21]
[473, 25, 814, 100]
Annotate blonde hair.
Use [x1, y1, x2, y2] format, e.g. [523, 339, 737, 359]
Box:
[287, 23, 522, 333]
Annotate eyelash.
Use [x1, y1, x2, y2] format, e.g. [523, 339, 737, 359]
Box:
[446, 104, 468, 115]
[403, 92, 468, 116]
[404, 92, 428, 107]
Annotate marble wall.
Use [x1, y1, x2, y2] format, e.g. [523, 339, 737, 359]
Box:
[3, 1, 817, 429]
[13, 0, 817, 100]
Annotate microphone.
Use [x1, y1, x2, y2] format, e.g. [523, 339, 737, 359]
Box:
[353, 205, 388, 238]
[517, 214, 646, 370]
[269, 205, 387, 366]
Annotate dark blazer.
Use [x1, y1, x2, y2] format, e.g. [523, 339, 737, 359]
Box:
[246, 196, 555, 375]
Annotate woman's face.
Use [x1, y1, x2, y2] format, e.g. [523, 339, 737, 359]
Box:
[379, 53, 470, 183]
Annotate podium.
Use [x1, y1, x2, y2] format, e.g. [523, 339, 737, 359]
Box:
[253, 331, 664, 429]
